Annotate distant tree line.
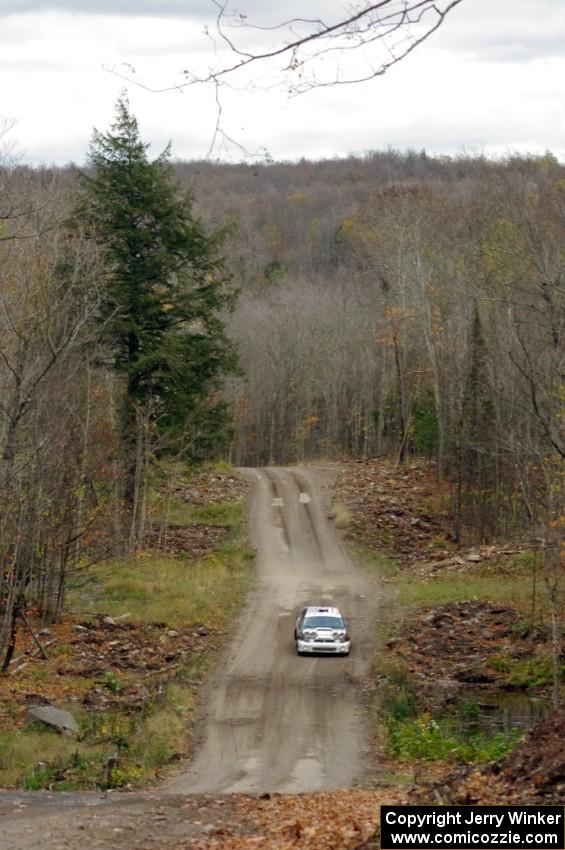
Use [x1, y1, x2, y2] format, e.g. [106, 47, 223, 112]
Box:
[0, 138, 563, 669]
[182, 151, 563, 551]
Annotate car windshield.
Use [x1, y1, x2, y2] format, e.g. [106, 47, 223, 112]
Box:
[303, 616, 343, 629]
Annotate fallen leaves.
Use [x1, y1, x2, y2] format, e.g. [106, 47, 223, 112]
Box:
[0, 616, 220, 727]
[161, 468, 248, 507]
[389, 601, 520, 694]
[331, 458, 451, 565]
[179, 790, 407, 850]
[149, 523, 228, 558]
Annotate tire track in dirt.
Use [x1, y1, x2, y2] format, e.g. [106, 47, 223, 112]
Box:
[166, 466, 383, 794]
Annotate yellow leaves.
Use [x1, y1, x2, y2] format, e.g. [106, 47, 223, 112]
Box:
[431, 303, 444, 338]
[266, 223, 286, 256]
[383, 305, 415, 323]
[302, 414, 319, 430]
[482, 218, 525, 288]
[338, 217, 356, 237]
[287, 192, 306, 204]
[336, 216, 373, 245]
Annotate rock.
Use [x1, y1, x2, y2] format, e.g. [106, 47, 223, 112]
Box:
[103, 616, 116, 626]
[197, 626, 208, 636]
[466, 553, 482, 563]
[27, 705, 79, 734]
[455, 668, 495, 684]
[167, 629, 179, 638]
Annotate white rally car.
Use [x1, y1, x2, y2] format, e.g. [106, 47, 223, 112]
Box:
[294, 605, 350, 656]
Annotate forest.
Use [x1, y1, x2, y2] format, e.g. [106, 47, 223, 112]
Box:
[188, 150, 564, 543]
[0, 127, 564, 668]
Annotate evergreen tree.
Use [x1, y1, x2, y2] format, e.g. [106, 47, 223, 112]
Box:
[79, 94, 238, 498]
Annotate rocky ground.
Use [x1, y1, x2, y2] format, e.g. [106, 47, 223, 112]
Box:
[331, 458, 452, 565]
[149, 466, 249, 558]
[1, 616, 219, 724]
[388, 600, 545, 694]
[328, 458, 564, 809]
[331, 457, 535, 573]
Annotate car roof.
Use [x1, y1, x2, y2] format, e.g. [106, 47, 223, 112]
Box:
[303, 606, 342, 617]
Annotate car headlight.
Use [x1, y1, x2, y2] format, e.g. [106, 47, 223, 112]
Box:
[303, 630, 316, 641]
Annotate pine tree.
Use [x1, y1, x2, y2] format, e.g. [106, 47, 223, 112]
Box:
[79, 94, 238, 500]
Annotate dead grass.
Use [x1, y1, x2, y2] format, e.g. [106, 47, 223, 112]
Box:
[0, 477, 256, 791]
[396, 556, 552, 620]
[149, 496, 244, 528]
[332, 501, 353, 529]
[74, 546, 254, 628]
[396, 573, 534, 610]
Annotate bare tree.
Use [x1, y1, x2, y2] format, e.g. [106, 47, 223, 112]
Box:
[0, 173, 104, 670]
[111, 1, 464, 156]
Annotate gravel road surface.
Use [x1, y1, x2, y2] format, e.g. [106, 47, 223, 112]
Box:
[167, 466, 380, 794]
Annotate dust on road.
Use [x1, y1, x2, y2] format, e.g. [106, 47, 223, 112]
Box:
[167, 466, 381, 794]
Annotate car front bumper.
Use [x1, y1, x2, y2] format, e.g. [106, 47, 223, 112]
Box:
[296, 639, 350, 654]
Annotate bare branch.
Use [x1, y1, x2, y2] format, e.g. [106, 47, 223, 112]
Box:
[109, 1, 463, 96]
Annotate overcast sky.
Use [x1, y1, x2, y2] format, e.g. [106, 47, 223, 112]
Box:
[2, 0, 565, 165]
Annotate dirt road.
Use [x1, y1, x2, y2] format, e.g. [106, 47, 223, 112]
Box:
[167, 466, 380, 794]
[0, 466, 382, 849]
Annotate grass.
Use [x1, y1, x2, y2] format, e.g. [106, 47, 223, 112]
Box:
[395, 553, 549, 616]
[68, 500, 254, 628]
[331, 501, 353, 530]
[0, 680, 199, 790]
[0, 730, 101, 789]
[72, 548, 254, 627]
[351, 543, 399, 579]
[486, 653, 565, 689]
[388, 713, 522, 764]
[150, 497, 244, 528]
[356, 541, 550, 773]
[396, 573, 533, 609]
[374, 657, 525, 767]
[0, 470, 256, 791]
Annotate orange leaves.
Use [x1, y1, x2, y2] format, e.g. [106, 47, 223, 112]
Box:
[302, 414, 320, 430]
[383, 306, 415, 324]
[183, 790, 406, 850]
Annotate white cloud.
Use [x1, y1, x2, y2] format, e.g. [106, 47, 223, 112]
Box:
[2, 0, 214, 17]
[1, 1, 564, 165]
